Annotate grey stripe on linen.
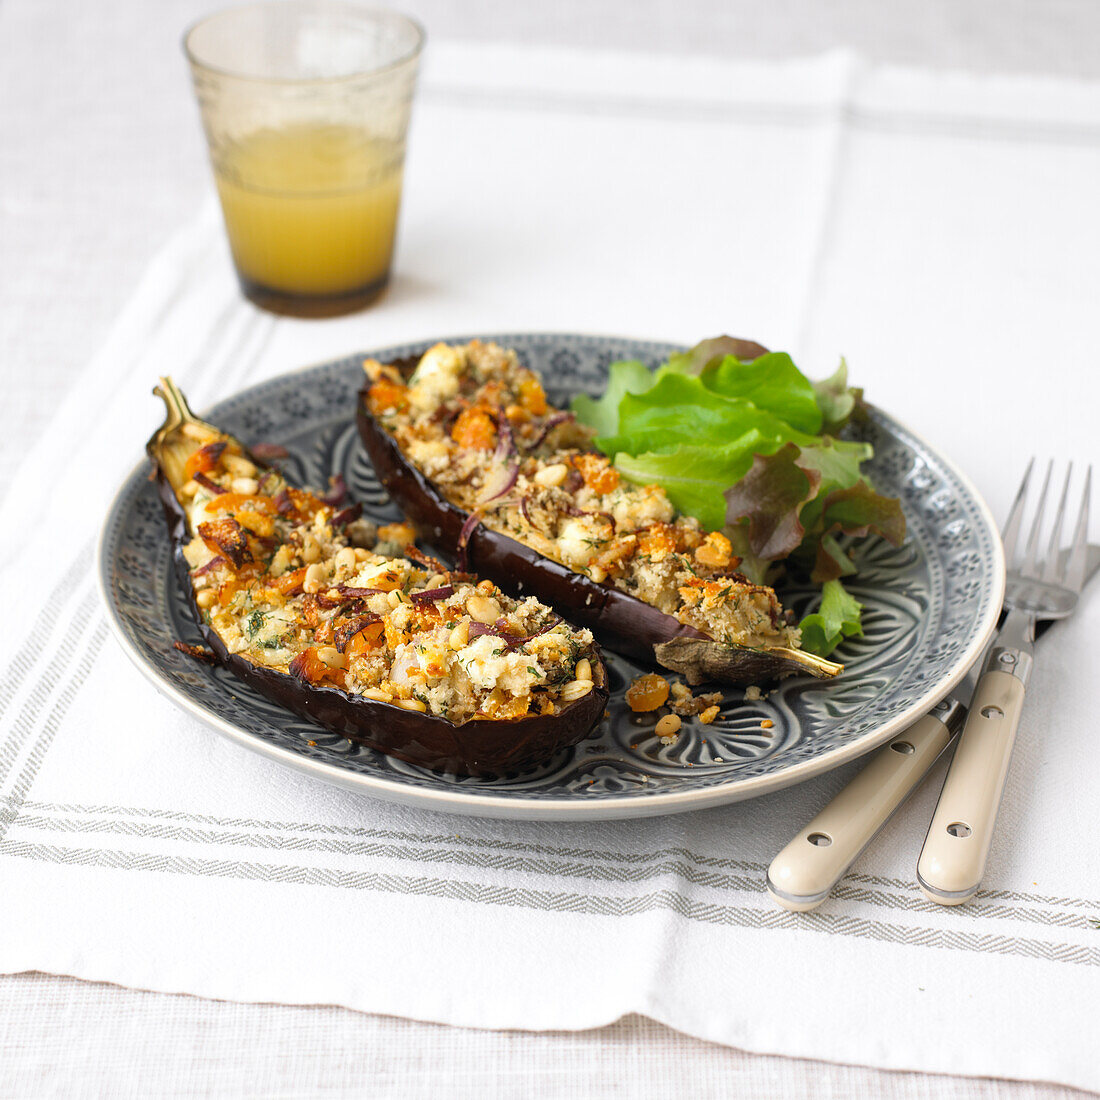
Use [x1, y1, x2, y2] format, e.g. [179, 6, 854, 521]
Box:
[8, 811, 1098, 934]
[15, 799, 1100, 914]
[0, 546, 92, 726]
[0, 306, 276, 832]
[2, 838, 1098, 969]
[0, 586, 100, 790]
[0, 622, 108, 839]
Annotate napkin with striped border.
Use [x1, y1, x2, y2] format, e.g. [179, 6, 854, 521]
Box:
[1, 44, 1098, 1091]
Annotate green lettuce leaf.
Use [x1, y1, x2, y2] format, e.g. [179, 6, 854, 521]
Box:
[570, 359, 654, 438]
[702, 352, 823, 435]
[812, 357, 864, 434]
[798, 579, 864, 657]
[597, 373, 815, 459]
[572, 336, 906, 649]
[614, 436, 784, 531]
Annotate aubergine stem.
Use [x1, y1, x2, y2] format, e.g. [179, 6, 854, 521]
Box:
[770, 646, 842, 677]
[147, 376, 225, 494]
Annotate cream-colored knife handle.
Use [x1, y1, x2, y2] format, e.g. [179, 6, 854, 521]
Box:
[767, 704, 963, 912]
[917, 669, 1026, 906]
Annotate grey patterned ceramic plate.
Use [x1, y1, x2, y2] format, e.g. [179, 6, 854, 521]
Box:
[98, 333, 1004, 820]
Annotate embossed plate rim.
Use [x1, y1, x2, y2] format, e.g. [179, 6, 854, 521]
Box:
[97, 332, 1004, 820]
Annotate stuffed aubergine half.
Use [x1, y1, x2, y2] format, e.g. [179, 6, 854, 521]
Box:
[356, 341, 841, 686]
[147, 377, 609, 776]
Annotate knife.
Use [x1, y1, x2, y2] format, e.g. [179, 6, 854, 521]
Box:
[766, 544, 1099, 912]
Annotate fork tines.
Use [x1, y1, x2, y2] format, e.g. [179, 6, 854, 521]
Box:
[1003, 459, 1092, 590]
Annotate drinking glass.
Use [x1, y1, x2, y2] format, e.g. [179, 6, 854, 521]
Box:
[184, 2, 424, 317]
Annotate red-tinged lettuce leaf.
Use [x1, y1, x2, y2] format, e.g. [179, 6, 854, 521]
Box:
[791, 438, 873, 531]
[813, 358, 864, 434]
[814, 532, 859, 580]
[810, 481, 906, 582]
[724, 443, 823, 562]
[798, 579, 863, 657]
[664, 335, 768, 375]
[701, 352, 823, 435]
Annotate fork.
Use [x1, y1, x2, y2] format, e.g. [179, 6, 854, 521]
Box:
[916, 460, 1092, 905]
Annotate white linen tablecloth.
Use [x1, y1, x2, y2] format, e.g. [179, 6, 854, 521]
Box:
[2, 40, 1099, 1097]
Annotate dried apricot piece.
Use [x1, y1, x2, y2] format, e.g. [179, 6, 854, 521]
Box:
[517, 374, 548, 416]
[626, 672, 670, 713]
[451, 407, 498, 450]
[573, 452, 620, 495]
[368, 378, 409, 415]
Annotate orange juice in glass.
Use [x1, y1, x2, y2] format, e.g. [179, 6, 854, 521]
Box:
[185, 3, 423, 317]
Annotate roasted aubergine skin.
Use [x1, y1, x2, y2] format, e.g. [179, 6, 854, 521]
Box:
[356, 347, 842, 686]
[148, 378, 609, 777]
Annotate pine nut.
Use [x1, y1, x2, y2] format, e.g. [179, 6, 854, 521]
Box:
[396, 698, 427, 712]
[387, 590, 402, 608]
[559, 679, 593, 703]
[476, 579, 495, 595]
[534, 463, 568, 488]
[223, 453, 257, 478]
[301, 534, 321, 564]
[361, 688, 393, 702]
[354, 547, 372, 562]
[655, 714, 681, 737]
[180, 479, 200, 499]
[303, 562, 327, 594]
[466, 595, 501, 624]
[574, 658, 593, 682]
[231, 476, 259, 496]
[334, 546, 358, 574]
[699, 705, 720, 725]
[426, 573, 448, 589]
[317, 646, 346, 670]
[449, 620, 470, 650]
[195, 589, 216, 608]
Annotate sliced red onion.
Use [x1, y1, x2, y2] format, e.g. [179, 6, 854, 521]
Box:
[456, 509, 484, 571]
[256, 470, 283, 496]
[332, 502, 363, 528]
[404, 545, 447, 572]
[250, 442, 289, 460]
[322, 473, 348, 506]
[411, 585, 454, 602]
[476, 410, 520, 505]
[519, 495, 536, 527]
[467, 621, 524, 649]
[526, 615, 563, 639]
[466, 615, 561, 651]
[334, 584, 384, 598]
[194, 472, 227, 495]
[562, 503, 616, 532]
[493, 410, 516, 460]
[526, 411, 575, 451]
[478, 459, 519, 505]
[333, 613, 381, 652]
[193, 555, 226, 577]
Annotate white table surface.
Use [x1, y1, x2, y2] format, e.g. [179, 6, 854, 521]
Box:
[2, 1, 1098, 1096]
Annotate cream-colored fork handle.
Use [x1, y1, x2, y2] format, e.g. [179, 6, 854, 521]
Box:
[767, 711, 956, 912]
[917, 670, 1025, 906]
